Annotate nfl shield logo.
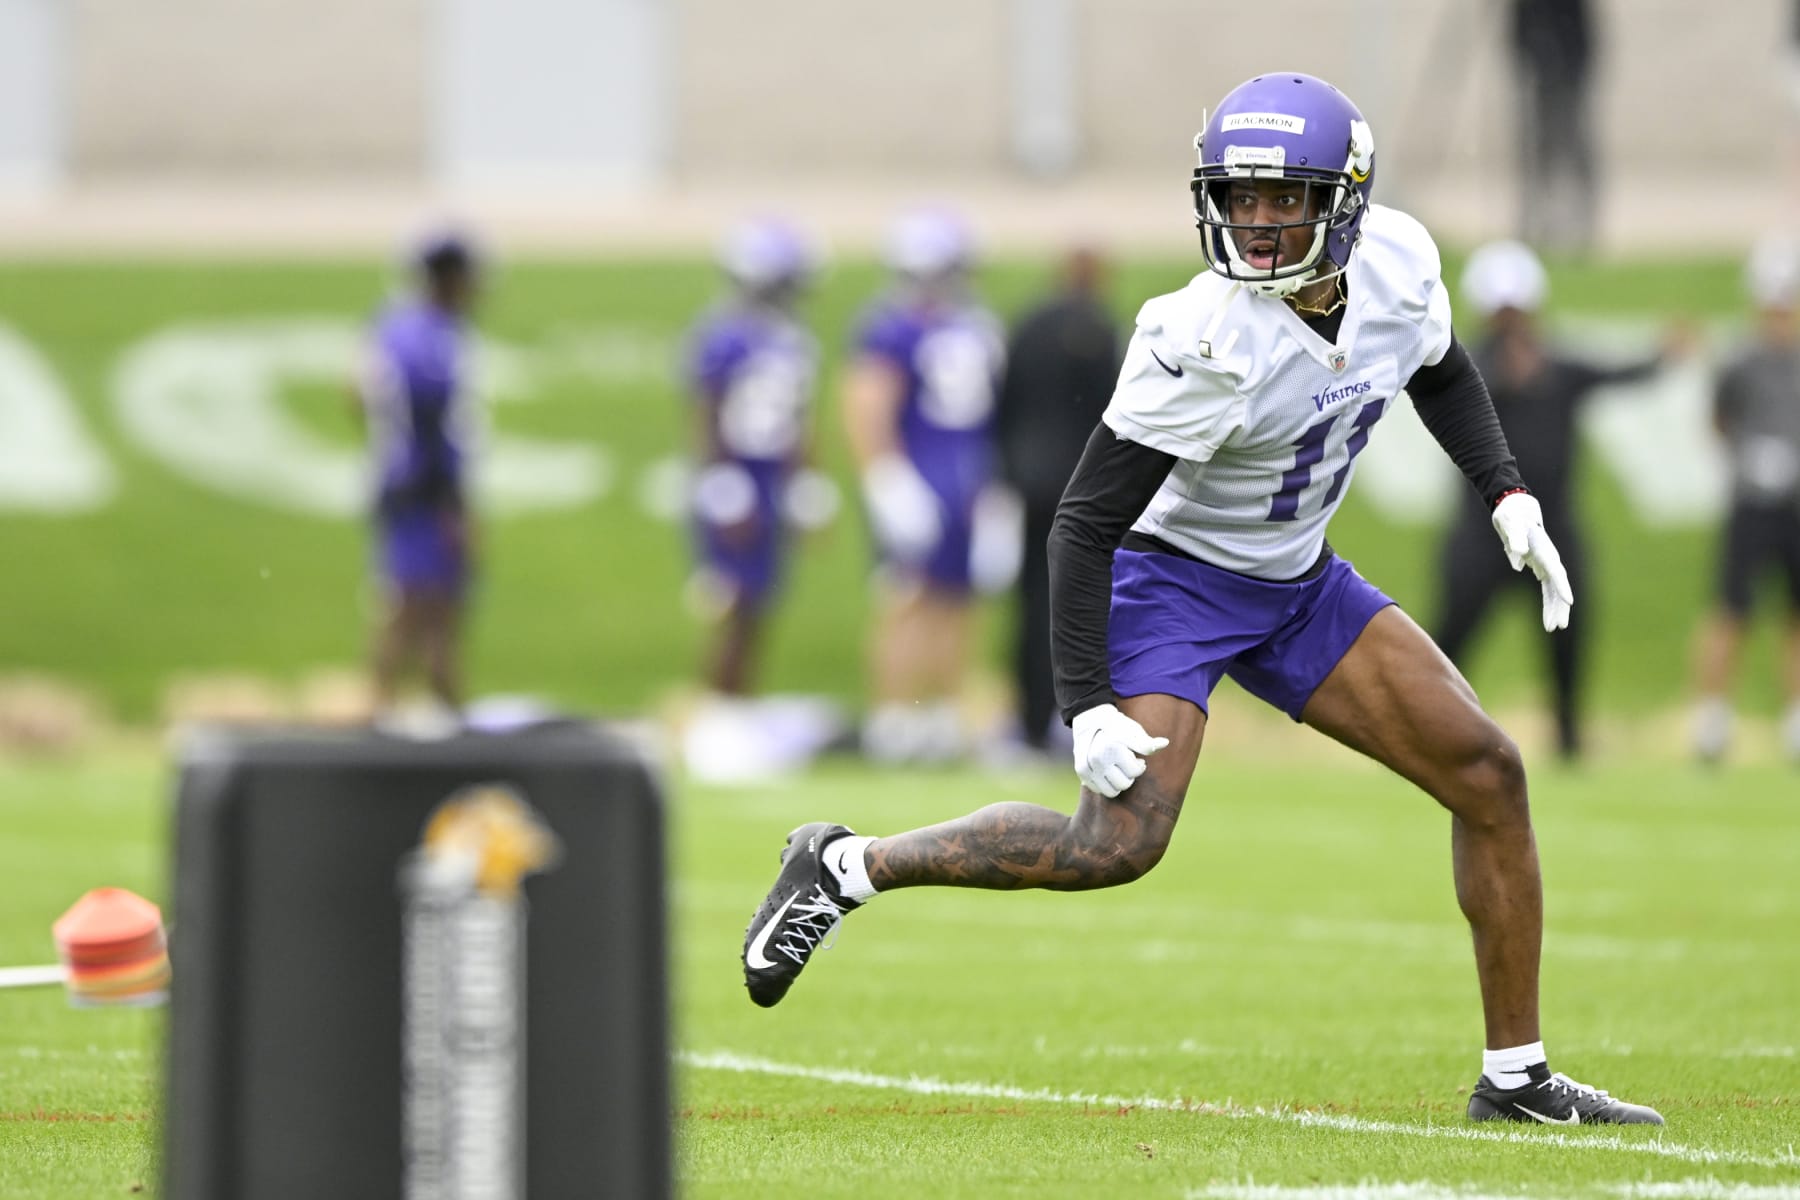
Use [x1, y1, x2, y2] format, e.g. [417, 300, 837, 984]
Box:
[1328, 350, 1348, 374]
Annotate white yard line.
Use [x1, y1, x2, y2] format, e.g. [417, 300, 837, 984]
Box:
[0, 965, 63, 989]
[1614, 1185, 1800, 1199]
[1189, 1186, 1523, 1200]
[680, 1050, 1800, 1170]
[1185, 1185, 1800, 1200]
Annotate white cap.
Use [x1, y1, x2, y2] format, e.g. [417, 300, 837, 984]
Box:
[1461, 240, 1548, 317]
[1746, 235, 1800, 309]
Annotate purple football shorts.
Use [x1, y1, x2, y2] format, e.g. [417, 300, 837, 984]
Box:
[379, 506, 467, 595]
[1107, 546, 1394, 721]
[695, 461, 786, 607]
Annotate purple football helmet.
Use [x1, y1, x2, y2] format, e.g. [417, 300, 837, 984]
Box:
[719, 217, 818, 296]
[1192, 73, 1375, 297]
[885, 207, 975, 280]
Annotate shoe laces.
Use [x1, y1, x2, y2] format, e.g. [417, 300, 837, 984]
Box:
[1544, 1072, 1610, 1101]
[773, 885, 849, 966]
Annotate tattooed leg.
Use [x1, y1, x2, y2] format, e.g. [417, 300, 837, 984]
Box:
[866, 693, 1206, 892]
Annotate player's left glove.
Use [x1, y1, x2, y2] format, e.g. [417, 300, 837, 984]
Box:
[1491, 491, 1573, 632]
[1071, 703, 1169, 798]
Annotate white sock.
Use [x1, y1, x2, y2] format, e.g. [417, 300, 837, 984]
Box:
[1693, 696, 1732, 761]
[822, 834, 879, 903]
[863, 703, 924, 764]
[1482, 1040, 1546, 1089]
[1781, 701, 1800, 762]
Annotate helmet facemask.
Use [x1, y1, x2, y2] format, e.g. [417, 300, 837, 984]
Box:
[1192, 156, 1361, 299]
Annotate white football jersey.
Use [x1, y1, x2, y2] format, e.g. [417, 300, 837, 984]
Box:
[1103, 204, 1454, 579]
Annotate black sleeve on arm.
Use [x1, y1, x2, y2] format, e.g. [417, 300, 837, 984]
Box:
[1048, 424, 1179, 723]
[1569, 354, 1662, 392]
[1407, 336, 1528, 506]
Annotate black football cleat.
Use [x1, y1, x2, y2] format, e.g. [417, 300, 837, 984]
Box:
[743, 822, 861, 1008]
[1468, 1063, 1664, 1125]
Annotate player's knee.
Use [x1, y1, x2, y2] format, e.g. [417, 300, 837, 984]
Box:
[1066, 820, 1171, 889]
[1115, 834, 1171, 885]
[1451, 731, 1529, 830]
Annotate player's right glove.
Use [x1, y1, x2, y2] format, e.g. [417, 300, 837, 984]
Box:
[1071, 703, 1169, 798]
[1491, 490, 1573, 632]
[861, 454, 942, 562]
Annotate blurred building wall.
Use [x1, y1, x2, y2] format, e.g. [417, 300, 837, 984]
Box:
[66, 0, 427, 178]
[0, 0, 62, 191]
[674, 0, 1010, 174]
[31, 0, 1799, 198]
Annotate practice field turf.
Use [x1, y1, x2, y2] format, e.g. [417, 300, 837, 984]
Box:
[2, 739, 1795, 1198]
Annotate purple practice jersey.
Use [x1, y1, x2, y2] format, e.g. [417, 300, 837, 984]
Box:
[856, 295, 1006, 588]
[362, 299, 472, 593]
[688, 306, 818, 466]
[686, 305, 818, 604]
[855, 295, 1005, 507]
[363, 299, 470, 513]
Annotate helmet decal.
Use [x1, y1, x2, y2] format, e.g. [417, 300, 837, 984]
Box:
[1347, 120, 1375, 183]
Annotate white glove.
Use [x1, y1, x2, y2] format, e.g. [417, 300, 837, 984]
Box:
[782, 467, 840, 531]
[1071, 703, 1169, 798]
[1491, 492, 1573, 631]
[691, 461, 758, 526]
[862, 454, 941, 561]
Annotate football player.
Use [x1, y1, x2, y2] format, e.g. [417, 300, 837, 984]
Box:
[1689, 238, 1800, 763]
[848, 209, 1009, 763]
[685, 218, 825, 697]
[361, 228, 483, 722]
[743, 73, 1664, 1126]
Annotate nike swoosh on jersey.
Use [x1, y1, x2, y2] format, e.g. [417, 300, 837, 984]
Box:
[1148, 349, 1183, 378]
[1516, 1104, 1579, 1125]
[745, 891, 801, 969]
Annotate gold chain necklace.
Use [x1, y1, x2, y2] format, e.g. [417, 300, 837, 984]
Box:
[1289, 277, 1345, 319]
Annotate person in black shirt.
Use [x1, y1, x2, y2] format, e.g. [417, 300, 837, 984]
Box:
[996, 247, 1122, 752]
[1432, 240, 1690, 760]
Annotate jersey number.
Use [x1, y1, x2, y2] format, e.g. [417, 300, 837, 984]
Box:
[1267, 398, 1387, 522]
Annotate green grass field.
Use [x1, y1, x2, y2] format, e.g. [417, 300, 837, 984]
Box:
[2, 737, 1796, 1198]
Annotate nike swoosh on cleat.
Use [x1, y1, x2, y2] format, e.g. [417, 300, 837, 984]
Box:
[1516, 1104, 1579, 1125]
[745, 892, 800, 970]
[1149, 349, 1183, 378]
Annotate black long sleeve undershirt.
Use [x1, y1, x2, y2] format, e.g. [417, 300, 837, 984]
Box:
[1046, 334, 1526, 725]
[1408, 336, 1527, 506]
[1048, 425, 1178, 722]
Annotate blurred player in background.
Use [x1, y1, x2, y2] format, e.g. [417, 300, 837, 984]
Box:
[1689, 239, 1800, 763]
[848, 209, 1010, 764]
[1433, 240, 1691, 761]
[685, 218, 827, 698]
[745, 73, 1663, 1126]
[360, 229, 482, 723]
[997, 246, 1121, 754]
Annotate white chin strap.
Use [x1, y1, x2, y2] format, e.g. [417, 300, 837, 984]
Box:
[1241, 267, 1318, 299]
[1211, 203, 1329, 298]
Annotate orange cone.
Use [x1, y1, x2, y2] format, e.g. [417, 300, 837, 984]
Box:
[51, 888, 170, 1007]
